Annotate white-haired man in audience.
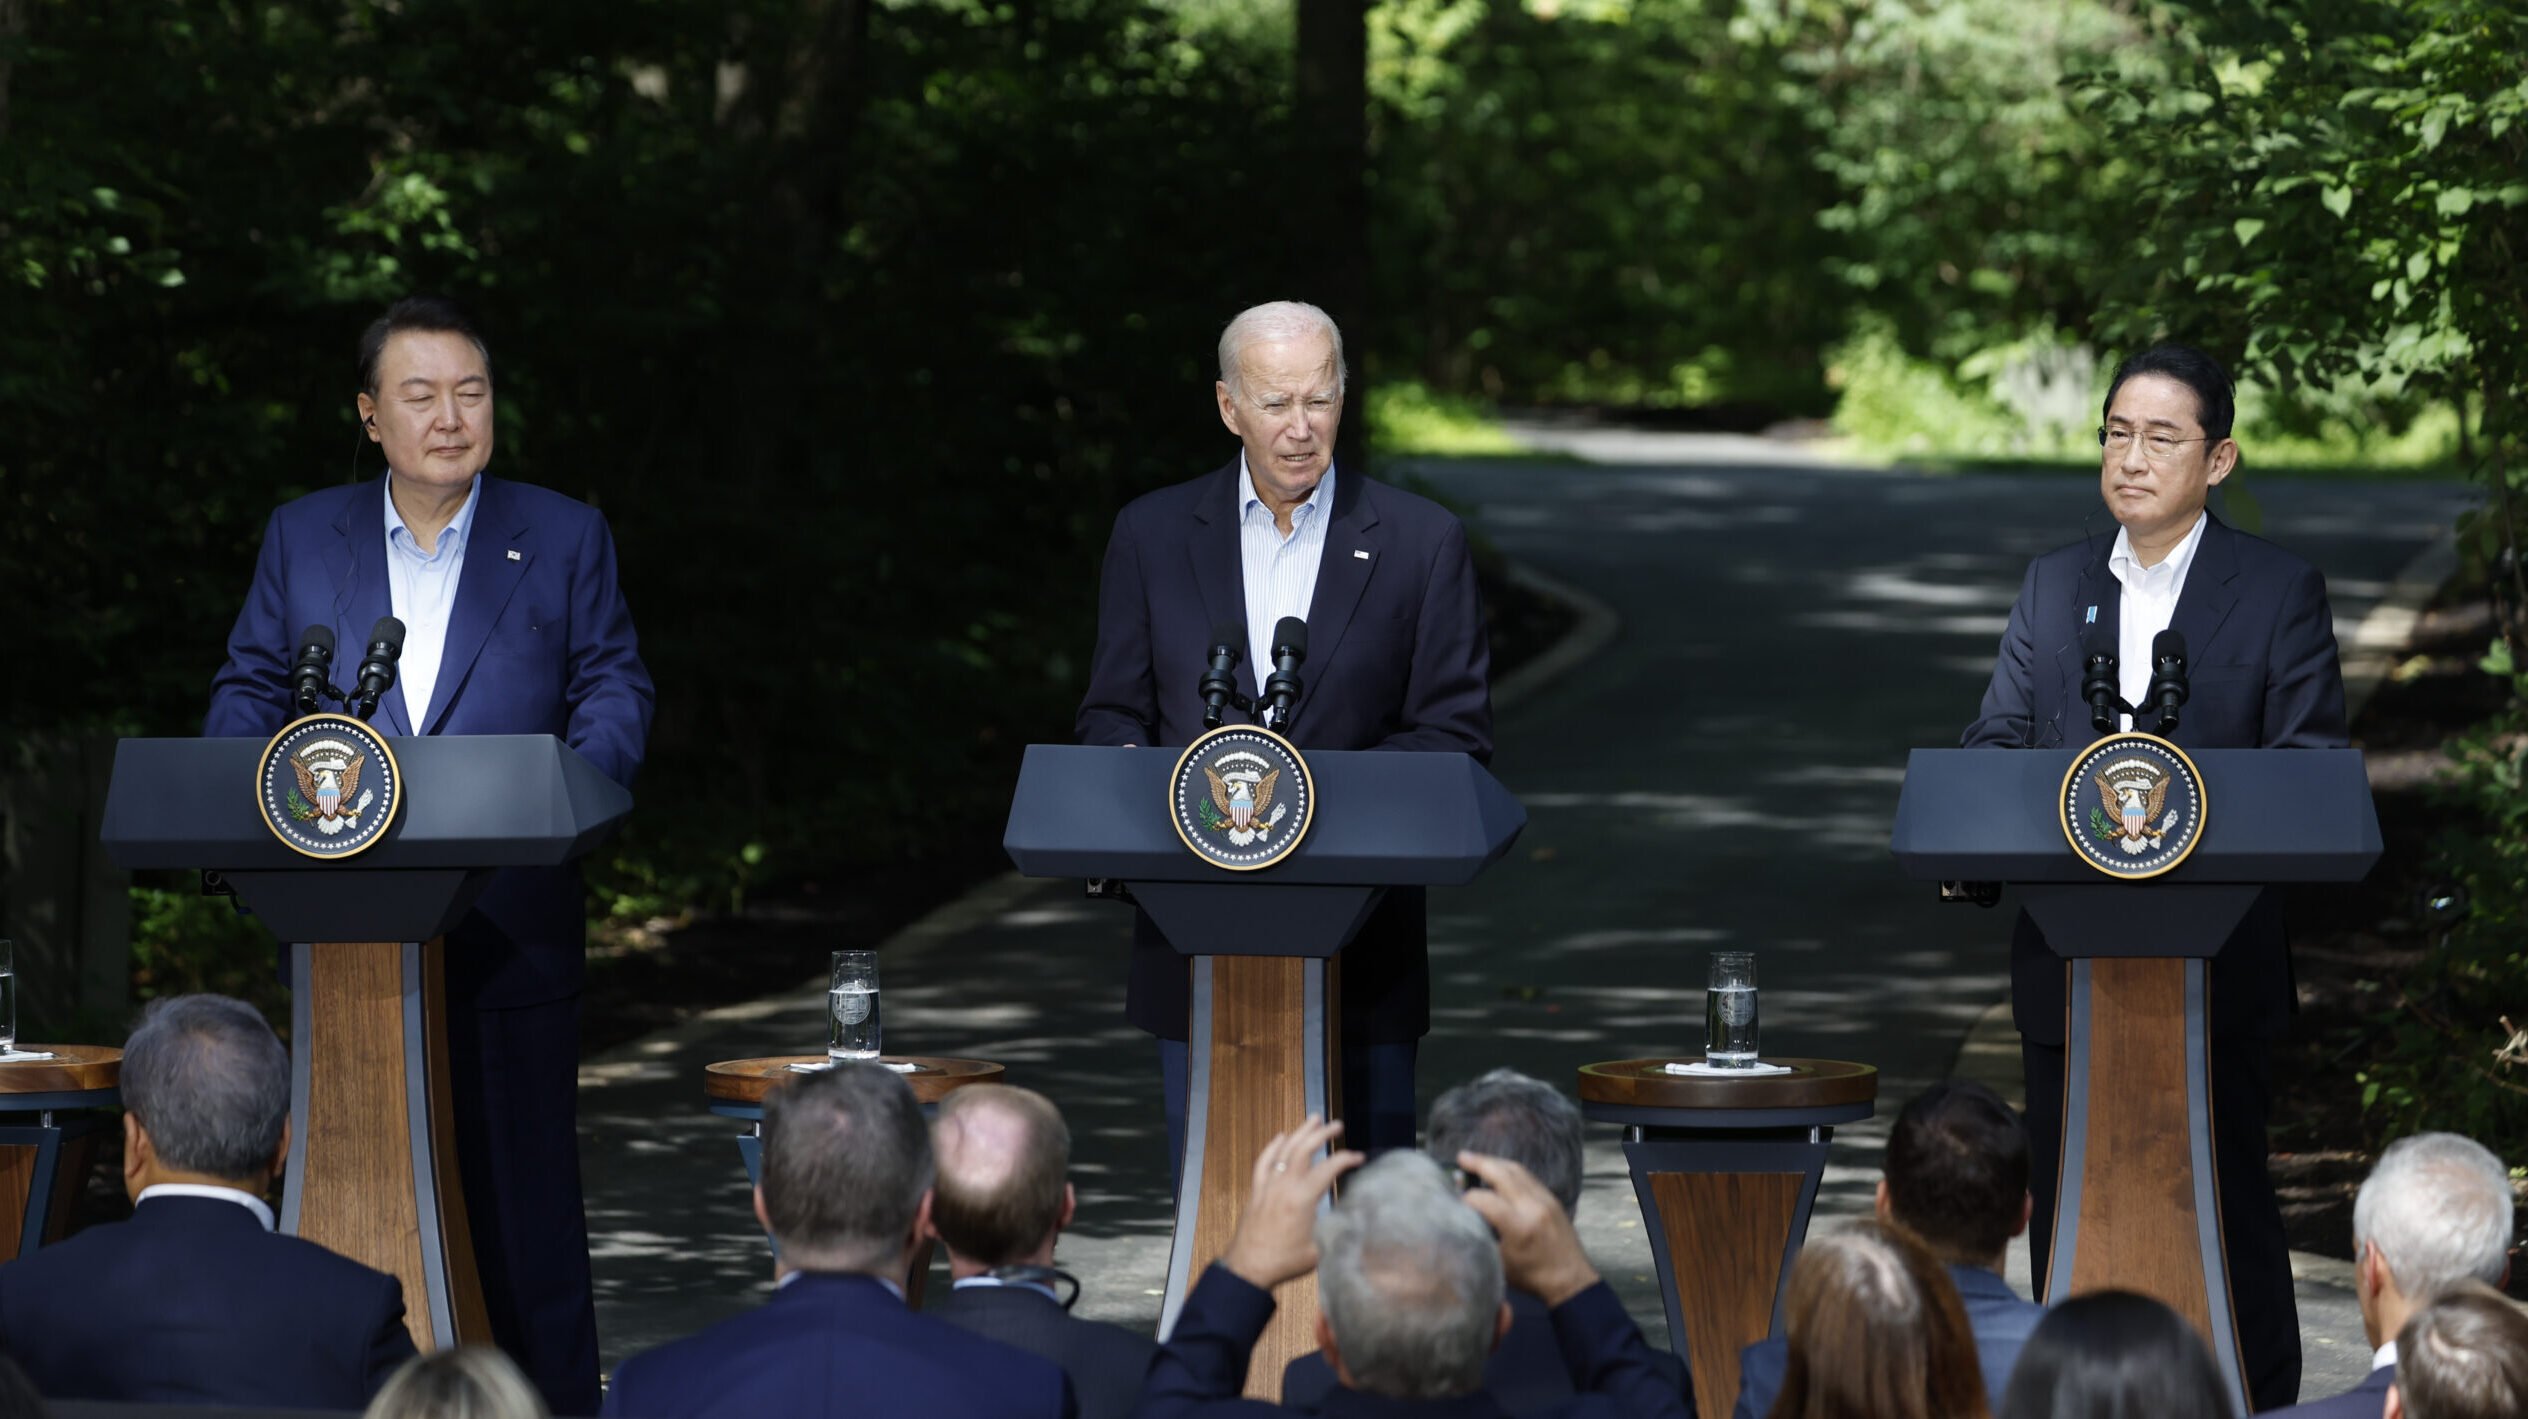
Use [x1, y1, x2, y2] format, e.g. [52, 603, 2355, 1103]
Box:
[603, 1064, 1075, 1419]
[926, 1084, 1156, 1419]
[1138, 1116, 1689, 1417]
[2386, 1279, 2528, 1419]
[1280, 1070, 1686, 1414]
[0, 994, 416, 1407]
[2270, 1132, 2514, 1419]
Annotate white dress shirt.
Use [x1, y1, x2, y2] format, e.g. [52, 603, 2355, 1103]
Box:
[2107, 511, 2209, 731]
[1237, 456, 1334, 694]
[382, 474, 483, 732]
[134, 1182, 275, 1231]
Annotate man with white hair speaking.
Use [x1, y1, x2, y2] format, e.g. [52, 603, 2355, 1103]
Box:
[1077, 302, 1493, 1167]
[2268, 1132, 2516, 1419]
[1135, 1118, 1689, 1417]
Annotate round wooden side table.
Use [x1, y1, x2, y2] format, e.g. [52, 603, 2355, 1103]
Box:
[0, 1045, 123, 1258]
[1577, 1057, 1876, 1419]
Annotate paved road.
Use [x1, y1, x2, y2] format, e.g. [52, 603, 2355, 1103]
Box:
[581, 455, 2473, 1397]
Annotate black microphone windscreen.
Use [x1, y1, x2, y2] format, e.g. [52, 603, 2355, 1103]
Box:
[1212, 622, 1245, 652]
[2081, 624, 2116, 663]
[2152, 629, 2187, 665]
[1272, 617, 1308, 658]
[300, 624, 336, 655]
[369, 616, 407, 654]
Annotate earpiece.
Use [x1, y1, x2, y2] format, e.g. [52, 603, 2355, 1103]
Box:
[363, 415, 377, 432]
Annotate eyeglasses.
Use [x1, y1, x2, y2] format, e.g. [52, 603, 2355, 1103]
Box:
[2098, 426, 2210, 461]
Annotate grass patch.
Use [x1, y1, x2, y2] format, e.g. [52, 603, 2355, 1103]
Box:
[1368, 379, 1535, 458]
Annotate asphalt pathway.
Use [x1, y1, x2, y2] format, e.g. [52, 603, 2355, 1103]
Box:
[580, 452, 2474, 1400]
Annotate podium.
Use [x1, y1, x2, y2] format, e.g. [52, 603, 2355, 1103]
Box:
[1891, 747, 2377, 1412]
[1005, 744, 1525, 1395]
[100, 734, 631, 1351]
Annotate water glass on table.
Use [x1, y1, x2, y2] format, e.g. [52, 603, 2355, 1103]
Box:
[829, 950, 882, 1062]
[1704, 950, 1758, 1068]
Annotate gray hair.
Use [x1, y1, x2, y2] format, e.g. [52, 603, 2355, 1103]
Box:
[2352, 1133, 2514, 1299]
[362, 1346, 547, 1419]
[1426, 1069, 1585, 1217]
[122, 994, 290, 1180]
[760, 1062, 934, 1273]
[1314, 1151, 1502, 1399]
[1217, 301, 1348, 399]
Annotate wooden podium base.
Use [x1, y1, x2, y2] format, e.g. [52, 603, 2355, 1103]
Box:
[282, 940, 491, 1351]
[2054, 956, 2247, 1414]
[1162, 955, 1341, 1400]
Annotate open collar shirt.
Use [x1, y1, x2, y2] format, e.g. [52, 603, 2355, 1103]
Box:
[2107, 509, 2209, 730]
[382, 472, 483, 732]
[1236, 455, 1334, 694]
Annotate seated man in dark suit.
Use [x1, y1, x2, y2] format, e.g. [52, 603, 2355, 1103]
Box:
[0, 994, 417, 1406]
[2271, 1132, 2513, 1419]
[1137, 1118, 1689, 1418]
[1734, 1080, 2046, 1419]
[603, 1064, 1074, 1419]
[1283, 1070, 1688, 1414]
[925, 1084, 1157, 1419]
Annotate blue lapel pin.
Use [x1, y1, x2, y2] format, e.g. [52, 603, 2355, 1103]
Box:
[2085, 605, 2097, 625]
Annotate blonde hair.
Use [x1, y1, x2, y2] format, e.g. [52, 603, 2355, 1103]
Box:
[363, 1347, 548, 1419]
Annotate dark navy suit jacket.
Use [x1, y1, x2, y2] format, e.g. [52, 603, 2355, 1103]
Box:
[0, 1196, 415, 1407]
[203, 473, 653, 1007]
[1075, 464, 1493, 1042]
[1283, 1289, 1691, 1416]
[1730, 1264, 2042, 1419]
[1960, 513, 2348, 1044]
[2264, 1363, 2394, 1419]
[930, 1281, 1157, 1419]
[603, 1272, 1076, 1419]
[1134, 1265, 1689, 1419]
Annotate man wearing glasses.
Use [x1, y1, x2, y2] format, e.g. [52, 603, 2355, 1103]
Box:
[1962, 343, 2348, 1411]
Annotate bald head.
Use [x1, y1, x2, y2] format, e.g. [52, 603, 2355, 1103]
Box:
[931, 1085, 1071, 1268]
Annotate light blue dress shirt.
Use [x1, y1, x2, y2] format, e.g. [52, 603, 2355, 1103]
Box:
[1237, 457, 1334, 692]
[382, 474, 482, 732]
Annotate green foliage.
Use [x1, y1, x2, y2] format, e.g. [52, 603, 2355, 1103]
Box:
[128, 882, 290, 1027]
[1367, 379, 1529, 457]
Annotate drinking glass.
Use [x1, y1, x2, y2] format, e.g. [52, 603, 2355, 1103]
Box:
[0, 940, 17, 1054]
[828, 950, 882, 1062]
[1704, 951, 1757, 1067]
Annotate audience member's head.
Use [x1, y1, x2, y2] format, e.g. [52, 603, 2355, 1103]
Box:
[2353, 1133, 2515, 1348]
[1425, 1069, 1585, 1218]
[1314, 1151, 1508, 1400]
[930, 1084, 1074, 1271]
[362, 1346, 546, 1419]
[1878, 1080, 2030, 1272]
[2388, 1280, 2528, 1419]
[755, 1062, 934, 1280]
[1766, 1219, 1988, 1419]
[119, 994, 291, 1197]
[1997, 1289, 2232, 1419]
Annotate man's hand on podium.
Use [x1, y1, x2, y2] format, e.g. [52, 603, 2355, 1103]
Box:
[1458, 1150, 1602, 1308]
[1220, 1116, 1363, 1290]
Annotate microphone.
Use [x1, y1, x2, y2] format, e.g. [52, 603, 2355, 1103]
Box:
[1261, 617, 1307, 731]
[2146, 629, 2189, 733]
[1199, 622, 1245, 731]
[290, 624, 339, 715]
[346, 616, 407, 722]
[2080, 626, 2122, 734]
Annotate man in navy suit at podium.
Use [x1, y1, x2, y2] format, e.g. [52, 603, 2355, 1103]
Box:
[203, 295, 654, 1414]
[1075, 301, 1493, 1160]
[0, 995, 416, 1406]
[1962, 343, 2349, 1410]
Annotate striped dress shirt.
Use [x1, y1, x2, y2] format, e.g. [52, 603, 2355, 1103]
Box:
[1237, 457, 1334, 694]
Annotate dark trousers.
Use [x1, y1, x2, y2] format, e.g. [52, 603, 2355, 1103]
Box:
[1159, 1037, 1419, 1192]
[2023, 1035, 2301, 1412]
[445, 995, 601, 1417]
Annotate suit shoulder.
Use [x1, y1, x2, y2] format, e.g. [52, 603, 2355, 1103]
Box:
[1113, 466, 1230, 525]
[2220, 522, 2324, 579]
[264, 480, 372, 526]
[1357, 475, 1469, 534]
[486, 476, 613, 527]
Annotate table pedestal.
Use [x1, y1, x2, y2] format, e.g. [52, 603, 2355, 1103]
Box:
[1579, 1058, 1877, 1419]
[0, 1045, 121, 1257]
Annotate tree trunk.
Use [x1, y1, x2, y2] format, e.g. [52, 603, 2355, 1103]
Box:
[0, 0, 28, 142]
[1295, 0, 1370, 472]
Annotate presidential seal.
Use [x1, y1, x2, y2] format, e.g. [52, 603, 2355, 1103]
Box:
[255, 713, 403, 860]
[1168, 725, 1315, 871]
[2059, 732, 2206, 880]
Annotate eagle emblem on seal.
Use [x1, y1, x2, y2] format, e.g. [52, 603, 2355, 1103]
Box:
[287, 744, 373, 834]
[1196, 751, 1290, 848]
[2090, 758, 2179, 855]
